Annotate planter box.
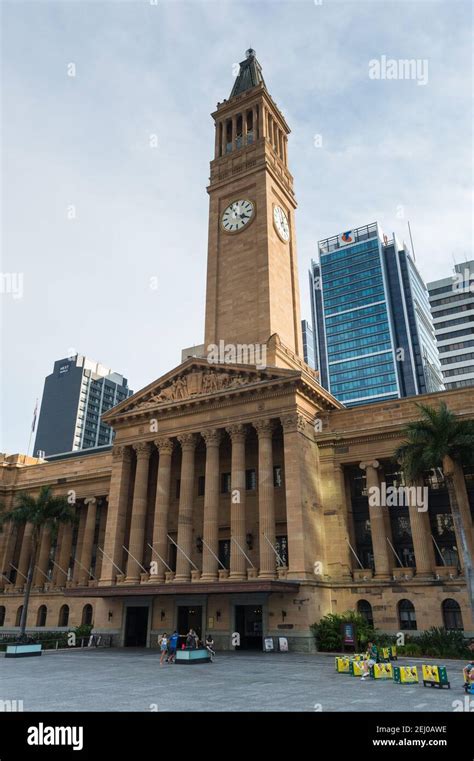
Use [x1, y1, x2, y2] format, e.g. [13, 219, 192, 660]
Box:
[353, 569, 373, 581]
[5, 643, 42, 658]
[175, 647, 210, 665]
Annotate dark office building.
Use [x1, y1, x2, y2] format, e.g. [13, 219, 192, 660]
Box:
[34, 355, 133, 457]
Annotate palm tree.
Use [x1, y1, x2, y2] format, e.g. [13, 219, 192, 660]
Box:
[0, 486, 76, 641]
[395, 402, 474, 619]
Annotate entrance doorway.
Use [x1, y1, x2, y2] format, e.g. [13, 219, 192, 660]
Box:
[234, 605, 263, 650]
[124, 606, 149, 646]
[177, 606, 203, 640]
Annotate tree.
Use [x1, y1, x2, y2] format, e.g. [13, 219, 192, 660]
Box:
[0, 486, 76, 641]
[395, 402, 474, 619]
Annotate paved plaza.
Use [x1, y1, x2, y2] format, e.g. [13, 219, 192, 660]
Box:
[0, 649, 469, 712]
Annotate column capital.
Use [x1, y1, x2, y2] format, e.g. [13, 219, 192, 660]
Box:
[201, 428, 222, 447]
[112, 444, 132, 463]
[178, 432, 198, 451]
[154, 437, 174, 456]
[253, 419, 275, 438]
[84, 497, 97, 506]
[359, 460, 380, 471]
[133, 441, 152, 459]
[226, 423, 247, 443]
[281, 412, 306, 434]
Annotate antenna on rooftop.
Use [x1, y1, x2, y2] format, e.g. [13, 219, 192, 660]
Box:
[407, 221, 416, 261]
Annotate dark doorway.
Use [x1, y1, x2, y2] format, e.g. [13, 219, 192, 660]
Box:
[177, 606, 202, 641]
[234, 605, 263, 650]
[124, 606, 149, 646]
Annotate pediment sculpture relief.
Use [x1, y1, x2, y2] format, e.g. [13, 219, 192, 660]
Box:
[135, 369, 258, 410]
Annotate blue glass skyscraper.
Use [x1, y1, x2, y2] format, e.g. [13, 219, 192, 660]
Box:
[310, 222, 443, 406]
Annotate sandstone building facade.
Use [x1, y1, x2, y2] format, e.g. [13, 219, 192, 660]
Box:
[1, 51, 473, 650]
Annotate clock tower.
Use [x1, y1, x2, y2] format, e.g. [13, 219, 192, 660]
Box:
[204, 49, 304, 366]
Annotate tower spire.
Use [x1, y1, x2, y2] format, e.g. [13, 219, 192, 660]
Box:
[229, 48, 266, 99]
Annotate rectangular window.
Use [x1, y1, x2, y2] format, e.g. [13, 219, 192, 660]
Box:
[175, 479, 181, 499]
[245, 468, 256, 490]
[273, 466, 282, 487]
[198, 475, 205, 496]
[221, 472, 231, 494]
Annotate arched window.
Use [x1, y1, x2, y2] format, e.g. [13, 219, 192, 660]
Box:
[36, 605, 47, 627]
[0, 606, 5, 627]
[82, 604, 93, 626]
[58, 604, 69, 627]
[398, 599, 417, 630]
[15, 605, 23, 627]
[357, 599, 374, 627]
[442, 598, 463, 631]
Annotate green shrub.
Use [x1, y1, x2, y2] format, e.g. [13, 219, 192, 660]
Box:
[311, 611, 376, 652]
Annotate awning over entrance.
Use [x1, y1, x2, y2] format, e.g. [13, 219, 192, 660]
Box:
[67, 580, 300, 597]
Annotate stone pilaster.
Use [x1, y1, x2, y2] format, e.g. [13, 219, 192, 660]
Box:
[201, 429, 221, 581]
[226, 424, 247, 580]
[99, 445, 132, 585]
[254, 419, 276, 580]
[151, 438, 174, 581]
[72, 503, 87, 584]
[16, 522, 33, 587]
[175, 433, 197, 582]
[405, 479, 436, 578]
[54, 523, 73, 587]
[126, 442, 152, 582]
[78, 498, 97, 585]
[359, 460, 392, 579]
[33, 526, 51, 587]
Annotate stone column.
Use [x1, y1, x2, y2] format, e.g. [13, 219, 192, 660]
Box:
[242, 111, 248, 145]
[406, 478, 436, 577]
[258, 103, 264, 139]
[231, 115, 237, 150]
[94, 498, 108, 580]
[359, 460, 392, 579]
[55, 523, 73, 587]
[78, 497, 97, 585]
[252, 105, 258, 140]
[0, 521, 17, 584]
[175, 433, 197, 582]
[151, 438, 174, 581]
[221, 120, 228, 156]
[126, 442, 152, 582]
[227, 424, 247, 580]
[254, 419, 276, 579]
[33, 526, 51, 587]
[17, 522, 33, 586]
[201, 429, 221, 581]
[283, 135, 288, 165]
[99, 445, 133, 585]
[214, 120, 220, 158]
[72, 503, 87, 584]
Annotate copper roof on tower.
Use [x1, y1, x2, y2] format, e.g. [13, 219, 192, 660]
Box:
[229, 48, 266, 98]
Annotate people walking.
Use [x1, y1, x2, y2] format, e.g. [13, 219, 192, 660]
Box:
[159, 633, 168, 666]
[167, 630, 179, 663]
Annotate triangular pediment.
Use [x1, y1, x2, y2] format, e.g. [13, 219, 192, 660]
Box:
[102, 357, 300, 422]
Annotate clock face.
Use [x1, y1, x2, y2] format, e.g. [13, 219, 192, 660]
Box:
[273, 205, 290, 242]
[221, 199, 255, 233]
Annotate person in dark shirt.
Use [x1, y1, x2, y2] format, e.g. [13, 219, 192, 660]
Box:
[167, 630, 179, 663]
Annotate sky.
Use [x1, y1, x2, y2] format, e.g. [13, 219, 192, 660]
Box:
[1, 0, 472, 454]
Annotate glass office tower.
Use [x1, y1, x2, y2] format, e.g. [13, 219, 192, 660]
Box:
[310, 222, 443, 406]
